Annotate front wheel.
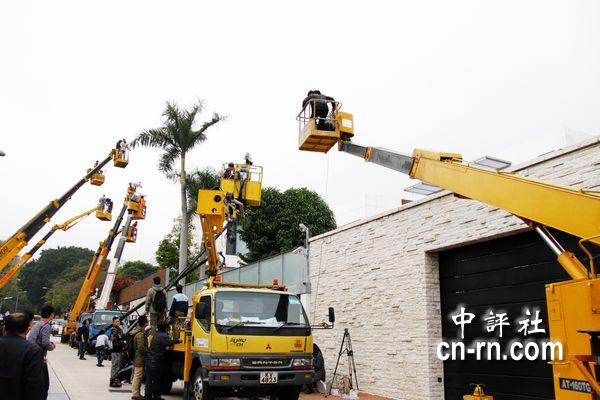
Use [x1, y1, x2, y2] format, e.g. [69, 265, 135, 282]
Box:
[160, 378, 173, 395]
[189, 367, 214, 400]
[272, 386, 301, 400]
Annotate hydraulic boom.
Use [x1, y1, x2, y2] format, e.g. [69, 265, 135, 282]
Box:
[297, 98, 600, 399]
[0, 205, 111, 289]
[62, 184, 142, 342]
[0, 145, 129, 273]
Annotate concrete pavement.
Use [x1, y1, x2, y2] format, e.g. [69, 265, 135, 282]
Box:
[47, 337, 365, 400]
[47, 337, 184, 400]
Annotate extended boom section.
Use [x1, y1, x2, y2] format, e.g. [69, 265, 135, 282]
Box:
[0, 205, 110, 289]
[298, 98, 600, 399]
[0, 145, 129, 273]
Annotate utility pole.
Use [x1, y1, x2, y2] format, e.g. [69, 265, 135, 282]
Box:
[14, 290, 26, 312]
[1, 296, 13, 313]
[298, 223, 311, 293]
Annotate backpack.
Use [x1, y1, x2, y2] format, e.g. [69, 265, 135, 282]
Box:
[152, 289, 167, 312]
[124, 331, 139, 362]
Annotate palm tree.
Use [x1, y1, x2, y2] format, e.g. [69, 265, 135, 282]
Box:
[185, 167, 221, 221]
[132, 101, 224, 281]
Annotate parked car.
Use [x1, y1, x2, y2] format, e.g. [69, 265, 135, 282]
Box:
[51, 319, 66, 336]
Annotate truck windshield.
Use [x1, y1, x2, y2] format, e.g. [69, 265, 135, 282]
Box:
[215, 292, 308, 328]
[93, 312, 122, 327]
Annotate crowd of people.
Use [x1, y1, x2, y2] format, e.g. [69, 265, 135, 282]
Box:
[0, 277, 189, 400]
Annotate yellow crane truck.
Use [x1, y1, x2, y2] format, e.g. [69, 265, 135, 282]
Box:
[159, 159, 333, 400]
[297, 97, 600, 399]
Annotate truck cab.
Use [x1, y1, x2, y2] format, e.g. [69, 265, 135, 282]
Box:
[89, 310, 126, 350]
[166, 283, 315, 400]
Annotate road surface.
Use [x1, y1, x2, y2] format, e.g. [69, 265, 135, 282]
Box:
[47, 337, 184, 400]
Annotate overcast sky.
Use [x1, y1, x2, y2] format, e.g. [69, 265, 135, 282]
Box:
[1, 1, 599, 265]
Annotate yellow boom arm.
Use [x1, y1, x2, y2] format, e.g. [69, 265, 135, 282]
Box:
[63, 189, 133, 338]
[0, 206, 106, 289]
[0, 145, 128, 274]
[298, 101, 600, 399]
[196, 160, 263, 280]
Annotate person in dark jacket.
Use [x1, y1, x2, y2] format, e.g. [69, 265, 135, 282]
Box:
[145, 320, 181, 400]
[223, 162, 235, 179]
[130, 315, 149, 400]
[145, 276, 167, 334]
[27, 305, 55, 399]
[0, 313, 45, 400]
[109, 316, 126, 388]
[301, 90, 336, 130]
[76, 319, 90, 360]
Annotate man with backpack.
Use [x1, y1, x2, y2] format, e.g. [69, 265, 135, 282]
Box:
[145, 276, 167, 334]
[26, 305, 55, 399]
[128, 315, 149, 400]
[109, 316, 126, 388]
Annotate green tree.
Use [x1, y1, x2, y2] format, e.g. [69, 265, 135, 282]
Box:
[118, 260, 157, 280]
[155, 217, 201, 277]
[132, 101, 224, 281]
[0, 256, 24, 313]
[42, 260, 92, 315]
[240, 187, 336, 262]
[185, 167, 221, 220]
[18, 246, 95, 311]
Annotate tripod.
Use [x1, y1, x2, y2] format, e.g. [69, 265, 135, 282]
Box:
[329, 328, 359, 394]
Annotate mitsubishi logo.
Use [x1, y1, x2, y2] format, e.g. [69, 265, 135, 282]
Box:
[266, 344, 272, 350]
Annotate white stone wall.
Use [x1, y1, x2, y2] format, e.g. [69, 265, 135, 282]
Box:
[308, 138, 600, 400]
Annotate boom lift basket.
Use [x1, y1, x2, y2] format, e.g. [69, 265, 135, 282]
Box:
[296, 99, 354, 153]
[95, 210, 112, 221]
[127, 197, 147, 220]
[113, 148, 129, 168]
[220, 164, 263, 207]
[90, 172, 105, 186]
[125, 225, 137, 243]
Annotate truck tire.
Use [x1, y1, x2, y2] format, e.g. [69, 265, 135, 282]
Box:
[189, 367, 214, 400]
[272, 386, 301, 400]
[60, 334, 69, 344]
[160, 379, 173, 395]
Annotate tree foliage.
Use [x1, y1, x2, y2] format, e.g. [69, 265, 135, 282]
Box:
[18, 246, 95, 313]
[185, 167, 221, 220]
[118, 260, 157, 280]
[132, 100, 224, 277]
[155, 217, 200, 277]
[240, 187, 336, 263]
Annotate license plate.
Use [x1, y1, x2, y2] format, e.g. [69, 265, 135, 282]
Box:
[260, 372, 278, 384]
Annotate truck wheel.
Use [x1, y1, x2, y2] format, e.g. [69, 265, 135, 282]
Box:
[160, 379, 173, 395]
[275, 386, 301, 400]
[190, 367, 213, 400]
[60, 334, 69, 344]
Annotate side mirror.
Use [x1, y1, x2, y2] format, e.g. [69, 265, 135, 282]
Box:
[195, 303, 207, 320]
[328, 307, 335, 323]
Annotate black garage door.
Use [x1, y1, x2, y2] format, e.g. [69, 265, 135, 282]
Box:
[439, 229, 599, 400]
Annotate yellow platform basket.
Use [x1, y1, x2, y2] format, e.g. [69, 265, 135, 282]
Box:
[220, 164, 263, 207]
[126, 226, 137, 243]
[296, 99, 354, 153]
[113, 149, 129, 168]
[90, 173, 105, 186]
[131, 198, 146, 220]
[298, 118, 340, 153]
[95, 210, 112, 221]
